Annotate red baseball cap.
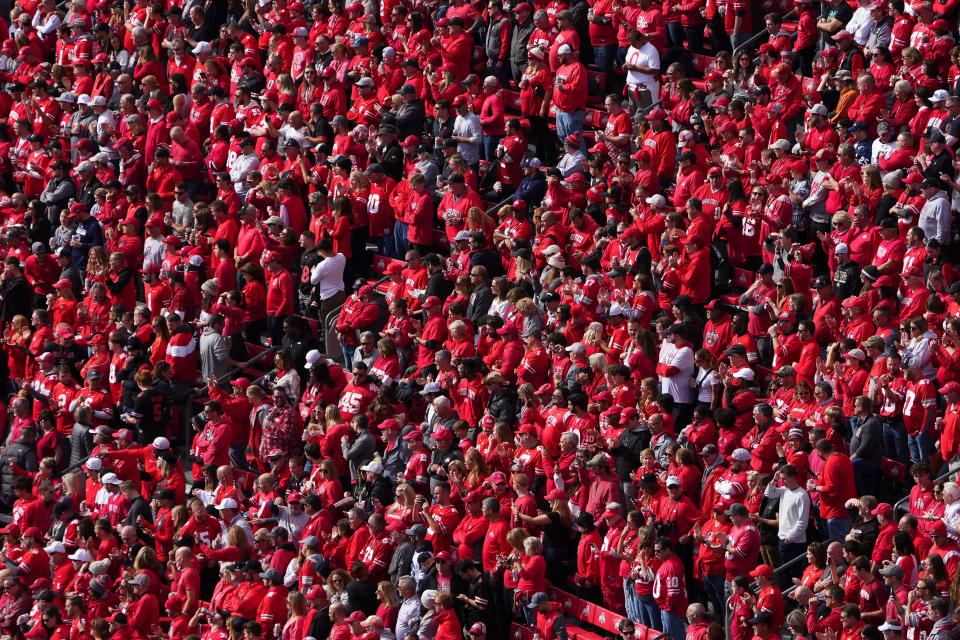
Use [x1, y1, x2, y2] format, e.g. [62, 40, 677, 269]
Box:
[749, 564, 774, 579]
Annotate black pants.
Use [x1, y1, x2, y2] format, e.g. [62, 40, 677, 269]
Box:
[243, 318, 266, 346]
[228, 333, 248, 362]
[267, 315, 286, 347]
[528, 115, 556, 164]
[351, 227, 370, 277]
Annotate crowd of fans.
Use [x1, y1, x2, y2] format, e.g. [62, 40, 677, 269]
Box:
[3, 0, 960, 640]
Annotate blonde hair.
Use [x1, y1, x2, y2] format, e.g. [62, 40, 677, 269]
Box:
[377, 581, 399, 607]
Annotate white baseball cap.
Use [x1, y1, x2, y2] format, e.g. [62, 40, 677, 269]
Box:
[68, 548, 93, 562]
[360, 460, 384, 474]
[101, 473, 122, 485]
[44, 541, 67, 554]
[216, 498, 239, 510]
[86, 457, 103, 471]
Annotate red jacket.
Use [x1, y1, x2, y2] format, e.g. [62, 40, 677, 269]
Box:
[818, 452, 857, 519]
[680, 246, 711, 304]
[165, 329, 198, 384]
[265, 270, 294, 317]
[553, 61, 588, 113]
[128, 593, 160, 640]
[434, 608, 463, 640]
[256, 585, 289, 639]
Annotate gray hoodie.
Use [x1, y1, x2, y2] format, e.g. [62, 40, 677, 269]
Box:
[919, 190, 951, 244]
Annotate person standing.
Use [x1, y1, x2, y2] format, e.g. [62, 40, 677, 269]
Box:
[653, 538, 687, 640]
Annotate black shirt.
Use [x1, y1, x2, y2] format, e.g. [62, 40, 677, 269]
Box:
[379, 142, 405, 182]
[134, 387, 171, 444]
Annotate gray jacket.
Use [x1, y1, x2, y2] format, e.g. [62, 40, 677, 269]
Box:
[342, 429, 377, 480]
[510, 19, 535, 76]
[69, 421, 94, 469]
[485, 16, 511, 61]
[199, 327, 231, 381]
[850, 414, 883, 460]
[919, 190, 951, 244]
[0, 437, 38, 501]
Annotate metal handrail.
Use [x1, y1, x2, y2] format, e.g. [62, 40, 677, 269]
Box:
[766, 464, 958, 581]
[214, 345, 281, 387]
[322, 274, 390, 361]
[894, 464, 957, 513]
[731, 10, 798, 61]
[485, 193, 518, 217]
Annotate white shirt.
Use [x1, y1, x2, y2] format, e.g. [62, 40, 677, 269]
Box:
[96, 110, 116, 138]
[845, 7, 875, 46]
[625, 42, 661, 97]
[32, 11, 61, 36]
[658, 341, 694, 404]
[694, 367, 718, 404]
[452, 113, 482, 165]
[871, 138, 896, 164]
[765, 483, 811, 543]
[229, 152, 260, 198]
[143, 236, 166, 269]
[310, 253, 347, 300]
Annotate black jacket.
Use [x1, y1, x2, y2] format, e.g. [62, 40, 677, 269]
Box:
[0, 274, 31, 323]
[379, 142, 405, 182]
[470, 249, 506, 277]
[467, 282, 494, 325]
[354, 476, 395, 514]
[832, 260, 861, 301]
[396, 100, 427, 139]
[611, 428, 647, 481]
[425, 270, 455, 302]
[488, 389, 518, 427]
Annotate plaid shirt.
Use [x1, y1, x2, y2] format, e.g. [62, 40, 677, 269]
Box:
[260, 403, 299, 460]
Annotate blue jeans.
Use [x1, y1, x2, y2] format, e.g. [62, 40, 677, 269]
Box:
[482, 135, 501, 162]
[883, 418, 910, 465]
[909, 432, 934, 464]
[778, 540, 806, 582]
[667, 21, 683, 51]
[638, 595, 661, 631]
[392, 221, 409, 258]
[594, 44, 616, 74]
[852, 456, 880, 496]
[683, 25, 704, 53]
[623, 579, 641, 622]
[824, 517, 852, 542]
[661, 610, 687, 640]
[555, 109, 585, 150]
[703, 574, 725, 621]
